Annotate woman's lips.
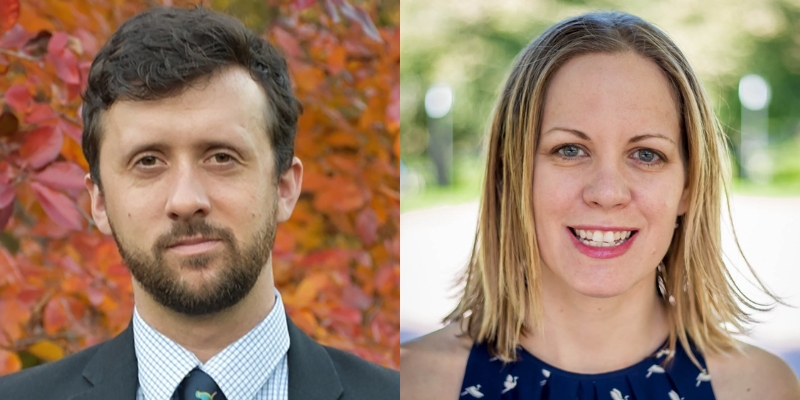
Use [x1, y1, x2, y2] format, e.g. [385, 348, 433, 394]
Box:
[567, 227, 637, 259]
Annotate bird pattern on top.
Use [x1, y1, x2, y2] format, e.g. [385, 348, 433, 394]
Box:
[459, 341, 715, 399]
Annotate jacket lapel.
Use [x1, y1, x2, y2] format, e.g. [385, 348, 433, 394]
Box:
[69, 323, 139, 400]
[286, 317, 343, 400]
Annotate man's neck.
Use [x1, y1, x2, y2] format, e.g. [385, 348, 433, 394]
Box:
[520, 268, 669, 374]
[133, 267, 276, 363]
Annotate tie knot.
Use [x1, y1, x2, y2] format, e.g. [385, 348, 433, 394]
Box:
[175, 368, 228, 400]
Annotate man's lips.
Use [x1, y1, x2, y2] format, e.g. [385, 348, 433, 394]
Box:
[167, 238, 221, 255]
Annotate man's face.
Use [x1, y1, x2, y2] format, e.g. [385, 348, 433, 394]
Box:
[86, 67, 301, 316]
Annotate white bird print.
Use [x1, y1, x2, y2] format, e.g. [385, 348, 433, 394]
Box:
[668, 390, 684, 400]
[646, 364, 665, 378]
[489, 357, 499, 362]
[540, 368, 550, 386]
[610, 388, 630, 400]
[696, 370, 711, 386]
[461, 384, 484, 398]
[655, 348, 671, 359]
[501, 375, 518, 394]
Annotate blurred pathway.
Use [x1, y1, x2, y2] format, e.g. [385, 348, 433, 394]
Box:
[400, 195, 800, 374]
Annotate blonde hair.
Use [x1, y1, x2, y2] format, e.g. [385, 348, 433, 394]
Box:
[446, 11, 782, 366]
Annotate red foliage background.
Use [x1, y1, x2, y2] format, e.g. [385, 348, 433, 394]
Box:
[0, 0, 399, 373]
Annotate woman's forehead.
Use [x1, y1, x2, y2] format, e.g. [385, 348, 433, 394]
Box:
[541, 52, 681, 142]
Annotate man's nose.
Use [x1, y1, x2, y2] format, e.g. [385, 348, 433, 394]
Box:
[582, 162, 632, 210]
[164, 167, 211, 221]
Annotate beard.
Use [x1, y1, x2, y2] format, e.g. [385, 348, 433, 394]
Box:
[111, 204, 277, 316]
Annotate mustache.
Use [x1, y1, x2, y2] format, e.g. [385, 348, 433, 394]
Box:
[152, 220, 237, 252]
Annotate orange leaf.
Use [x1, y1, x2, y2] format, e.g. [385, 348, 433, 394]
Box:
[313, 177, 365, 213]
[292, 272, 330, 306]
[0, 0, 20, 36]
[30, 182, 82, 230]
[19, 126, 63, 170]
[0, 349, 21, 375]
[28, 340, 64, 362]
[326, 45, 346, 75]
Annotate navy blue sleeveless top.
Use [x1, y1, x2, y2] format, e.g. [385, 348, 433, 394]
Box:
[460, 339, 715, 399]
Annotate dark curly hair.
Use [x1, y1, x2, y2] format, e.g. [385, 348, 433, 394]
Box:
[81, 6, 302, 188]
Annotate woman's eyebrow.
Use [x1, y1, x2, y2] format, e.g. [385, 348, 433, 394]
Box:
[629, 133, 677, 146]
[543, 127, 590, 141]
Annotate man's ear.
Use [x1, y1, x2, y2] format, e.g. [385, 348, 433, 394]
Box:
[277, 157, 303, 223]
[85, 174, 111, 235]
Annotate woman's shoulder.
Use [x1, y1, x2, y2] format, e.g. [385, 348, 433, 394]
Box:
[706, 340, 800, 400]
[401, 323, 474, 400]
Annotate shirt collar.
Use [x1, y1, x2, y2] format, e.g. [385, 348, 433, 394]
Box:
[133, 291, 290, 400]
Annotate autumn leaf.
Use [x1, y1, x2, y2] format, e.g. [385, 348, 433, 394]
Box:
[0, 177, 13, 208]
[0, 0, 20, 36]
[28, 340, 64, 362]
[0, 350, 21, 374]
[355, 207, 378, 245]
[3, 84, 31, 113]
[30, 182, 82, 230]
[33, 162, 85, 191]
[46, 32, 80, 85]
[43, 297, 69, 335]
[0, 111, 19, 137]
[19, 126, 64, 170]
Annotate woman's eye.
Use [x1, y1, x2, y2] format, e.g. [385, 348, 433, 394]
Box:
[633, 149, 660, 163]
[557, 145, 585, 158]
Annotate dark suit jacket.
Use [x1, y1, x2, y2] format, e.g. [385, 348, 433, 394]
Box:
[0, 316, 399, 400]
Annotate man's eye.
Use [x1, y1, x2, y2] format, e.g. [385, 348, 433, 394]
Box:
[557, 145, 585, 158]
[212, 153, 233, 163]
[137, 156, 159, 166]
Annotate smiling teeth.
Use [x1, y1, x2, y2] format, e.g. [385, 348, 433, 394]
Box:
[575, 229, 632, 247]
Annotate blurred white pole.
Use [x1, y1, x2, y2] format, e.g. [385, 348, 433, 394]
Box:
[738, 74, 772, 184]
[425, 84, 454, 186]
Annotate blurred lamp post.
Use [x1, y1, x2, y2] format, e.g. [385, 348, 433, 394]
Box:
[425, 83, 453, 186]
[738, 74, 772, 184]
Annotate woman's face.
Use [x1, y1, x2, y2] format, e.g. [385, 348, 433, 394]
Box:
[533, 51, 689, 299]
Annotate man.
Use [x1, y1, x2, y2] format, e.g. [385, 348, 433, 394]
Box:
[0, 6, 398, 400]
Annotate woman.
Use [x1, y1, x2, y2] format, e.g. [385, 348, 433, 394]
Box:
[400, 11, 800, 400]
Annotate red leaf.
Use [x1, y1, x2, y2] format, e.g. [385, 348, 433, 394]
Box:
[31, 182, 82, 230]
[0, 177, 13, 208]
[43, 297, 69, 335]
[19, 126, 63, 170]
[4, 84, 31, 113]
[24, 103, 58, 125]
[272, 27, 304, 59]
[33, 162, 85, 191]
[0, 0, 20, 36]
[0, 24, 33, 49]
[46, 32, 81, 85]
[342, 284, 372, 310]
[57, 118, 82, 142]
[0, 204, 12, 231]
[355, 208, 378, 245]
[293, 0, 316, 10]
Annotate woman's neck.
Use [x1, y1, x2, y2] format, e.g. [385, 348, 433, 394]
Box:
[519, 268, 669, 374]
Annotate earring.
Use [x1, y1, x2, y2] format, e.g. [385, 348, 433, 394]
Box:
[656, 262, 676, 306]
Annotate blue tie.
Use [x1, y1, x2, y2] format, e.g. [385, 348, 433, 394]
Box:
[174, 368, 228, 400]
